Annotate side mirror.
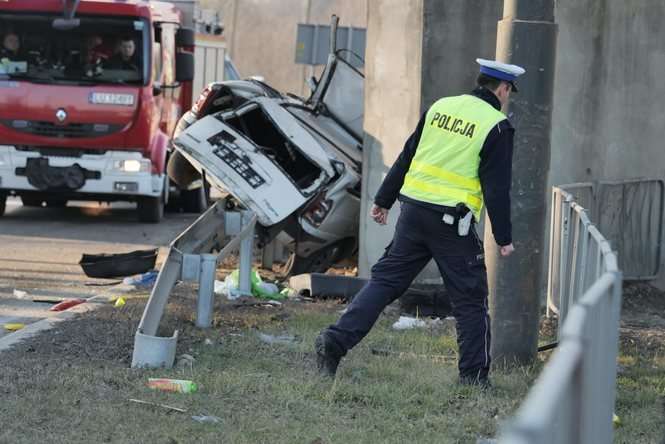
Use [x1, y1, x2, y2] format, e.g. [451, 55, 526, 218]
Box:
[152, 83, 162, 96]
[176, 53, 195, 82]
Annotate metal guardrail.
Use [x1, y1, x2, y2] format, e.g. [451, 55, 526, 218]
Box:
[500, 186, 622, 444]
[131, 199, 256, 368]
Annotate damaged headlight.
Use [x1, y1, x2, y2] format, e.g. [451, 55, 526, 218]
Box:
[303, 197, 333, 227]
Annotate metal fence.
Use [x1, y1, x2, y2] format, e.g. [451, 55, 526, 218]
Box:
[500, 186, 623, 444]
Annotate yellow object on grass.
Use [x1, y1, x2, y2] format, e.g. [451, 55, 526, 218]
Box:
[613, 413, 621, 428]
[4, 323, 25, 331]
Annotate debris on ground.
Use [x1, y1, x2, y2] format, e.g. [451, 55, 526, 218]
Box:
[84, 280, 123, 287]
[215, 269, 285, 301]
[79, 249, 158, 278]
[49, 298, 86, 312]
[114, 297, 126, 308]
[191, 415, 221, 424]
[391, 315, 427, 330]
[370, 348, 456, 363]
[123, 270, 158, 288]
[3, 323, 25, 331]
[613, 413, 622, 428]
[147, 378, 198, 394]
[12, 289, 28, 299]
[128, 398, 187, 413]
[257, 332, 298, 345]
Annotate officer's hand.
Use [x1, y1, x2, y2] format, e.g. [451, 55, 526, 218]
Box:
[370, 204, 389, 225]
[500, 243, 515, 257]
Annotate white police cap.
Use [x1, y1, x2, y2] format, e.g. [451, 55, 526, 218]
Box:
[476, 58, 525, 92]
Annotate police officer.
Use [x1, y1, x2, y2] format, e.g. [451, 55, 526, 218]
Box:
[314, 59, 525, 387]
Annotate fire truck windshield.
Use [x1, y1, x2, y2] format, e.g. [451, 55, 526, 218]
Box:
[0, 15, 149, 85]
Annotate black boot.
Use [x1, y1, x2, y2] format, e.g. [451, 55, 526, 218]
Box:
[315, 332, 343, 378]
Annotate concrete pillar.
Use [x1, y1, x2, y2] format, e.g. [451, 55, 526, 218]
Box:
[486, 0, 557, 366]
[360, 0, 502, 278]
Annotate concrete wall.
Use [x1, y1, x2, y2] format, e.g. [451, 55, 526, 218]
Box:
[359, 0, 502, 278]
[359, 0, 424, 278]
[550, 0, 665, 286]
[200, 0, 367, 95]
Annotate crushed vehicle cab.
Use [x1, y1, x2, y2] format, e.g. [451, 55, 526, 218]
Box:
[171, 48, 364, 274]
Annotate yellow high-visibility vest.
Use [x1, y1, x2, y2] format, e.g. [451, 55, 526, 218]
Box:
[400, 94, 505, 220]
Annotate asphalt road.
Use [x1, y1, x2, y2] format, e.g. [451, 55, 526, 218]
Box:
[0, 197, 199, 338]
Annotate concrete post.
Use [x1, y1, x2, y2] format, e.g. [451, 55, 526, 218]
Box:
[486, 0, 557, 366]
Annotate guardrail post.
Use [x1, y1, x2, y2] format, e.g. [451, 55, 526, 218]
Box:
[196, 254, 217, 328]
[237, 210, 254, 296]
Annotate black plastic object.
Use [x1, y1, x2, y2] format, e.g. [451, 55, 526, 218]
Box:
[79, 249, 158, 278]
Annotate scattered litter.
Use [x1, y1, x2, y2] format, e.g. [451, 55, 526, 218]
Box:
[217, 269, 286, 301]
[258, 333, 298, 345]
[147, 378, 198, 393]
[228, 333, 244, 337]
[49, 298, 86, 312]
[114, 297, 126, 308]
[370, 347, 456, 363]
[258, 282, 279, 296]
[4, 323, 25, 331]
[204, 338, 214, 345]
[12, 289, 28, 299]
[392, 316, 427, 330]
[613, 413, 622, 428]
[123, 270, 158, 288]
[79, 249, 157, 278]
[213, 279, 228, 297]
[84, 280, 123, 287]
[192, 415, 221, 424]
[32, 296, 66, 304]
[176, 354, 196, 369]
[128, 398, 187, 413]
[279, 287, 296, 298]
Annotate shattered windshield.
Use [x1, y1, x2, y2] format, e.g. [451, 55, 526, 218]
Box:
[0, 14, 148, 85]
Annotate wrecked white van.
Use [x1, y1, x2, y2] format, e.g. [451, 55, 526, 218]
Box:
[171, 50, 364, 275]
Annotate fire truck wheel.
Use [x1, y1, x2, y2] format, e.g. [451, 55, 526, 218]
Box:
[137, 196, 164, 223]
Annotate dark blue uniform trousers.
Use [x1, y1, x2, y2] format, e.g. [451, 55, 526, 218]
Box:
[324, 201, 491, 380]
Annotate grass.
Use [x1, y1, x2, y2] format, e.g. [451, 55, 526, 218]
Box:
[0, 288, 663, 443]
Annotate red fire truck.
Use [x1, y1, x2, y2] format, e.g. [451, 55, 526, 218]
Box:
[0, 0, 195, 222]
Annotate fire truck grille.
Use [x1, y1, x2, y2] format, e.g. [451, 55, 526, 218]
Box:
[1, 120, 123, 139]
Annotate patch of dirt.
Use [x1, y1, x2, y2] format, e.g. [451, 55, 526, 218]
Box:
[619, 282, 665, 359]
[0, 282, 341, 367]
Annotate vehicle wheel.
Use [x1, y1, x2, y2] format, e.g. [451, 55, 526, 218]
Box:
[283, 240, 349, 276]
[137, 196, 164, 223]
[0, 193, 6, 216]
[181, 186, 207, 213]
[21, 196, 44, 207]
